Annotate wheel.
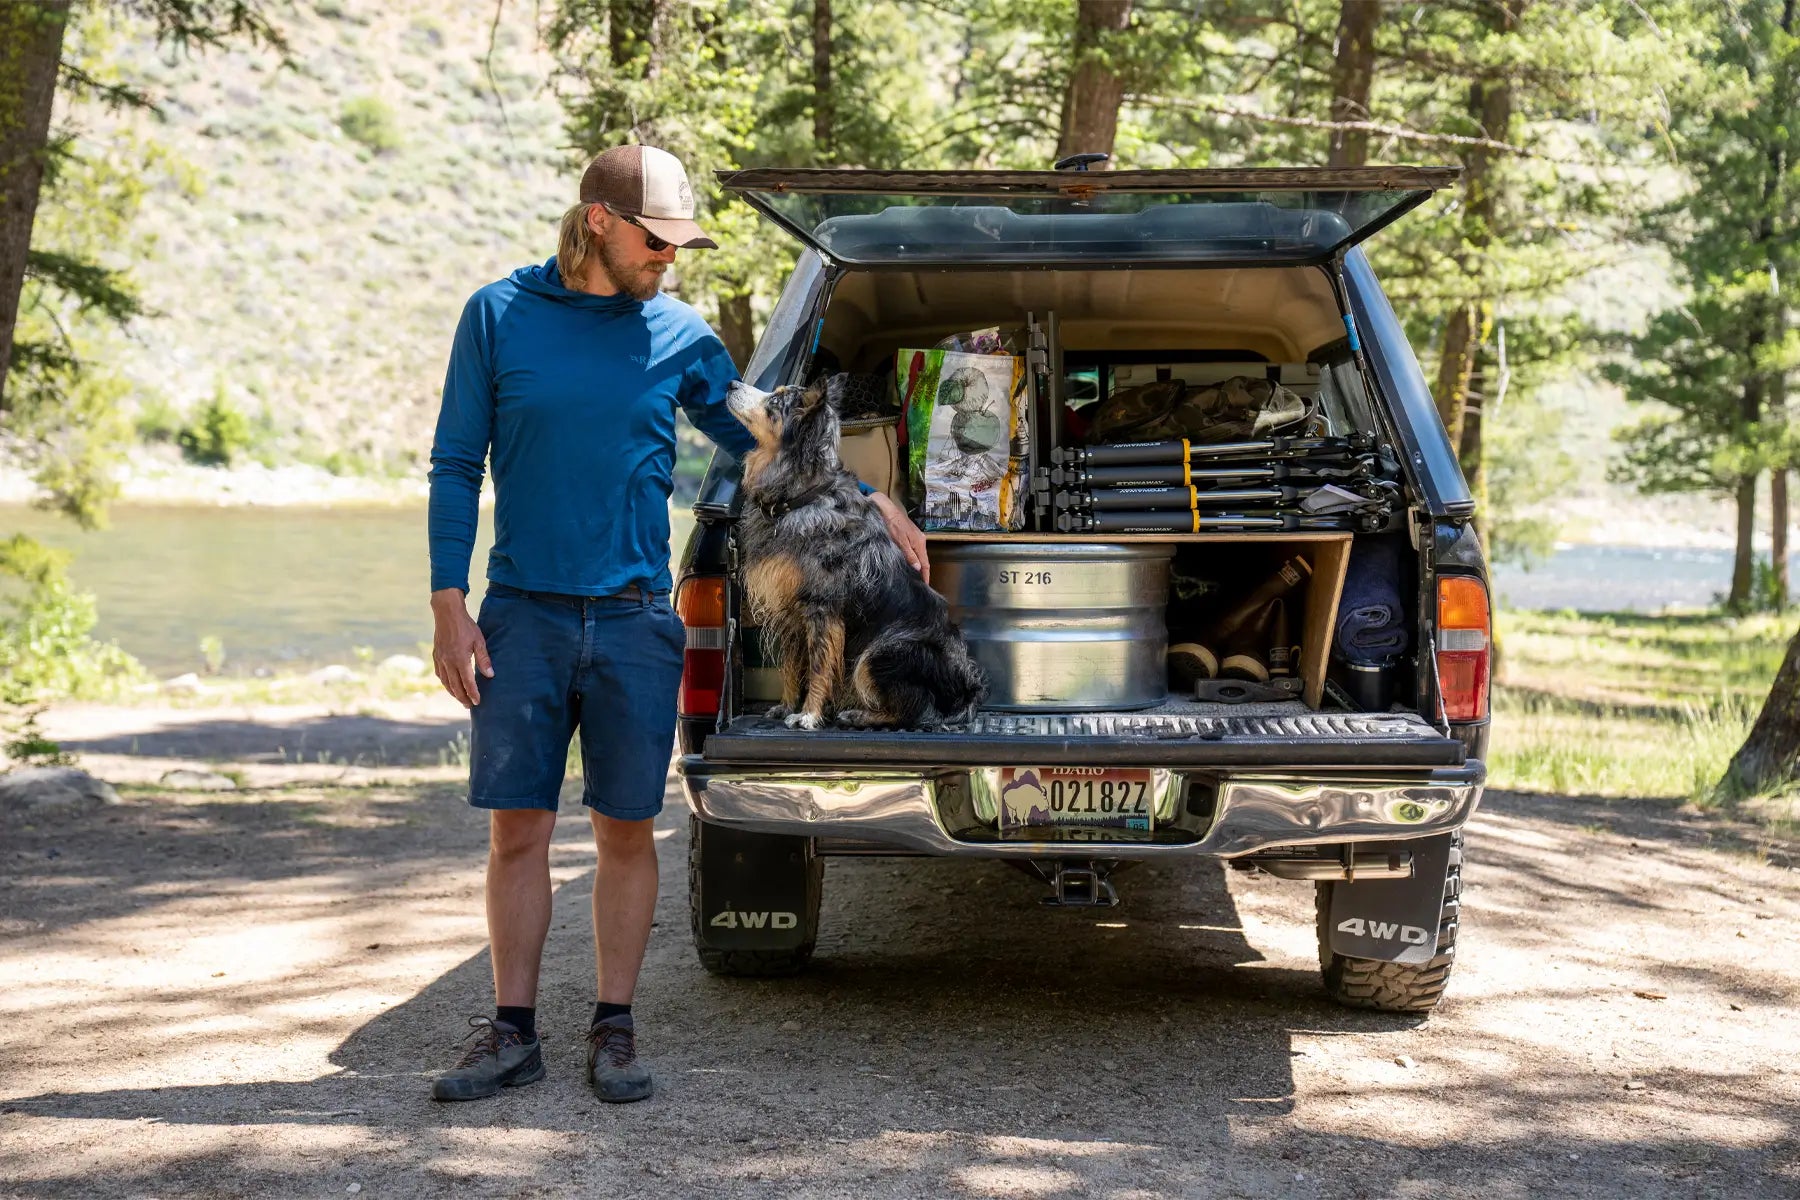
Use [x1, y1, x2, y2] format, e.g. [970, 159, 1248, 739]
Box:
[687, 816, 822, 977]
[1315, 832, 1462, 1013]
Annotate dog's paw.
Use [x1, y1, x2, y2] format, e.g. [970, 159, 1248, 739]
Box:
[783, 711, 824, 731]
[834, 709, 875, 728]
[764, 704, 793, 721]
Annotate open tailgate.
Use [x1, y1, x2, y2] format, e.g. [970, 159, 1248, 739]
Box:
[701, 709, 1464, 769]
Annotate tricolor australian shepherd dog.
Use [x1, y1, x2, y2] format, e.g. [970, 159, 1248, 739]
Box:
[727, 377, 987, 731]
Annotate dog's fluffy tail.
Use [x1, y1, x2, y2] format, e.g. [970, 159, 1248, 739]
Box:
[859, 633, 988, 729]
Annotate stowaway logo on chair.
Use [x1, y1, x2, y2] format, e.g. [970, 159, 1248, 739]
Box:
[710, 910, 798, 929]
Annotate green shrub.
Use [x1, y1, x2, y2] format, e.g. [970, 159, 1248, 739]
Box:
[135, 394, 183, 444]
[0, 535, 144, 703]
[338, 96, 401, 153]
[178, 387, 254, 466]
[5, 708, 73, 767]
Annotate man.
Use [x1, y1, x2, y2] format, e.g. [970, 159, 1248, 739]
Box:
[425, 144, 925, 1103]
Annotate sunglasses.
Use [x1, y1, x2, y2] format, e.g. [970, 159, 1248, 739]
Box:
[612, 209, 671, 253]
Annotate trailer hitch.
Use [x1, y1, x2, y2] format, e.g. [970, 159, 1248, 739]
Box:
[1030, 860, 1120, 908]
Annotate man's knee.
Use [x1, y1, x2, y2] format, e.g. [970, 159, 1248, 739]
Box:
[590, 812, 655, 857]
[489, 809, 557, 861]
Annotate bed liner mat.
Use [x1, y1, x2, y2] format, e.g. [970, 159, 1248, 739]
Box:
[701, 704, 1463, 769]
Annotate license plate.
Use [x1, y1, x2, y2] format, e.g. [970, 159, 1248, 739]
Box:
[998, 767, 1155, 831]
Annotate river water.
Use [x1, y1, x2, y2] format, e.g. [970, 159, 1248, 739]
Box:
[0, 505, 1738, 676]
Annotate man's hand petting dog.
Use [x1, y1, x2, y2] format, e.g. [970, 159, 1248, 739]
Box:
[870, 491, 929, 583]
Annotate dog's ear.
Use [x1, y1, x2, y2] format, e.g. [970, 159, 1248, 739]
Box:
[799, 381, 830, 413]
[823, 373, 849, 412]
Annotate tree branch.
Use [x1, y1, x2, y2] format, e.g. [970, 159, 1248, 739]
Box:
[1155, 99, 1535, 157]
[55, 62, 159, 115]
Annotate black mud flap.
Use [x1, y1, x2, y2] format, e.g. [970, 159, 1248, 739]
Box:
[1326, 833, 1457, 965]
[691, 821, 820, 952]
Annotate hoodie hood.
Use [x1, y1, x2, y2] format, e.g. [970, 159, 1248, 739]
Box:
[509, 256, 648, 312]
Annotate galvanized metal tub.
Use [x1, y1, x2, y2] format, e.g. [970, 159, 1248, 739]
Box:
[928, 542, 1174, 712]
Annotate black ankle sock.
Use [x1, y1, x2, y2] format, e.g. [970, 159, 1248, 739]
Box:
[495, 1005, 536, 1040]
[593, 1002, 631, 1026]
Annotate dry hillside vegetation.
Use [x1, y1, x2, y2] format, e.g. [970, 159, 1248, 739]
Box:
[71, 0, 570, 476]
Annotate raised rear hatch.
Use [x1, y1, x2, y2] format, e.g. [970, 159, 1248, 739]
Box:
[716, 166, 1459, 267]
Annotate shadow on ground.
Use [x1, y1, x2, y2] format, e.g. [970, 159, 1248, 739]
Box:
[54, 712, 471, 768]
[2, 777, 1795, 1197]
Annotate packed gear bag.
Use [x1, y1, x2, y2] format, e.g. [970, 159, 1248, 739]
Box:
[900, 331, 1029, 531]
[1091, 375, 1313, 444]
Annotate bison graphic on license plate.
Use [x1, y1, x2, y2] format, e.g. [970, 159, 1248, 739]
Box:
[999, 767, 1154, 831]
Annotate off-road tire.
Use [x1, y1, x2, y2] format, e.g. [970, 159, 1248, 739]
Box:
[688, 817, 822, 977]
[1314, 832, 1462, 1013]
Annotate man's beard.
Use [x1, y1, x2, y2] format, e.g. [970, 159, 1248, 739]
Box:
[598, 237, 665, 301]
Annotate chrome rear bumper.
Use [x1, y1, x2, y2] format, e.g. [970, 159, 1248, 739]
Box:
[678, 757, 1485, 860]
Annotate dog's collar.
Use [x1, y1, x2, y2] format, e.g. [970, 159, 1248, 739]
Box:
[751, 478, 835, 521]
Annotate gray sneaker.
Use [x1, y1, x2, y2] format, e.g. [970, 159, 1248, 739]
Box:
[431, 1017, 545, 1101]
[585, 1016, 653, 1103]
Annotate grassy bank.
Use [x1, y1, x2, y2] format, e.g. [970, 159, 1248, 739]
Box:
[1490, 609, 1797, 806]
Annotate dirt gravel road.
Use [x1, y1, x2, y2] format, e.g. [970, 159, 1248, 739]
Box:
[2, 746, 1797, 1198]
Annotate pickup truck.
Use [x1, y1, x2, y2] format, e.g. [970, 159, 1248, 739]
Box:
[672, 165, 1489, 1013]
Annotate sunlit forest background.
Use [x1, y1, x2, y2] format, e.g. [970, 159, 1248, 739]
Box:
[2, 0, 1798, 810]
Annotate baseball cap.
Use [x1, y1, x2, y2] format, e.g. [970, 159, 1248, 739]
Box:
[579, 145, 717, 250]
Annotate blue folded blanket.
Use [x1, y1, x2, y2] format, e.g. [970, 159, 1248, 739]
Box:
[1335, 535, 1410, 667]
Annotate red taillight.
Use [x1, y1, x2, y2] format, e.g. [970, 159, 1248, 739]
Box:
[676, 575, 727, 719]
[1435, 576, 1491, 722]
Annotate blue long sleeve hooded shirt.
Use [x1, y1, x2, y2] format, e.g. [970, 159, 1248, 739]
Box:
[428, 257, 757, 597]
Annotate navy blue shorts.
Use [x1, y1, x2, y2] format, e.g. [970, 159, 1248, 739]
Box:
[468, 582, 686, 820]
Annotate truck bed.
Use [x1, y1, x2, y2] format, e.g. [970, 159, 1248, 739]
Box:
[700, 699, 1463, 769]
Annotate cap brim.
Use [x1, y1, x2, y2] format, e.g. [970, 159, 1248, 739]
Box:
[637, 215, 717, 249]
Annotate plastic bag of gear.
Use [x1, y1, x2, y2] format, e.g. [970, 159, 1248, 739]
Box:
[900, 329, 1029, 531]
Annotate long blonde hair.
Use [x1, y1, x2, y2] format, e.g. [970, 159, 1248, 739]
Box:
[557, 202, 599, 290]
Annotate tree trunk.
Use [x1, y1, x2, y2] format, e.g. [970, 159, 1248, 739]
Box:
[717, 291, 755, 373]
[1774, 470, 1790, 610]
[812, 0, 833, 163]
[1458, 315, 1489, 504]
[1730, 474, 1758, 611]
[0, 0, 71, 408]
[1326, 0, 1380, 168]
[1434, 302, 1475, 451]
[1056, 0, 1133, 162]
[1718, 620, 1800, 800]
[1431, 2, 1516, 499]
[1766, 2, 1794, 611]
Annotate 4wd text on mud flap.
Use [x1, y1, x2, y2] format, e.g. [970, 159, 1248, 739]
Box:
[709, 910, 799, 929]
[1336, 917, 1430, 944]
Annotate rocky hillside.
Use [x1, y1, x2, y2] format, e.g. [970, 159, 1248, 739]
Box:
[64, 0, 574, 480]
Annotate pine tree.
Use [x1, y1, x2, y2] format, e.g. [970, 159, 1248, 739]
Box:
[1610, 0, 1800, 611]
